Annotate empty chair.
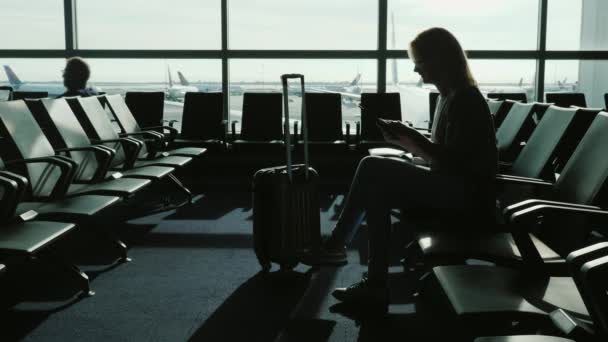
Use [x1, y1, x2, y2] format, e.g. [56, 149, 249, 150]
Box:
[104, 94, 205, 158]
[0, 100, 151, 199]
[546, 92, 587, 108]
[297, 93, 349, 153]
[72, 97, 193, 168]
[0, 86, 13, 101]
[12, 91, 48, 100]
[231, 92, 284, 155]
[30, 98, 175, 182]
[496, 102, 548, 162]
[488, 92, 527, 103]
[486, 98, 504, 115]
[493, 100, 517, 130]
[124, 91, 166, 131]
[431, 239, 608, 340]
[0, 165, 93, 297]
[172, 92, 227, 152]
[356, 93, 402, 152]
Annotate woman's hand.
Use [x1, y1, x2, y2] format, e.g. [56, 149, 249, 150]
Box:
[378, 119, 434, 160]
[378, 120, 418, 150]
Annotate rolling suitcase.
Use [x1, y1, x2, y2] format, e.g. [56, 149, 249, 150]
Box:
[252, 74, 321, 272]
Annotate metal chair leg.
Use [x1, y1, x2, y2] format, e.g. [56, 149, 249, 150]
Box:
[167, 174, 193, 204]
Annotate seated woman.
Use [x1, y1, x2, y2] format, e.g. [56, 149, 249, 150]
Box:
[311, 27, 498, 309]
[58, 57, 99, 98]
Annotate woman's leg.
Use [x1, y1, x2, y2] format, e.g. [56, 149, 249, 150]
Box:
[332, 156, 478, 305]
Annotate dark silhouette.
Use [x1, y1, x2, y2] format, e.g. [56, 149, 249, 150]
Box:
[58, 57, 98, 98]
[309, 27, 498, 311]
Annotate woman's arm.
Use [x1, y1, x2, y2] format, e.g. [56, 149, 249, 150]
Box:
[382, 121, 441, 162]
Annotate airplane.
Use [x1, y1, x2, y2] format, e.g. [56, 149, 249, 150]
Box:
[2, 65, 104, 98]
[3, 65, 66, 97]
[165, 66, 198, 102]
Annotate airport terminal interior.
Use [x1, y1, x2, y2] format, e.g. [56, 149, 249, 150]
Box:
[2, 1, 608, 341]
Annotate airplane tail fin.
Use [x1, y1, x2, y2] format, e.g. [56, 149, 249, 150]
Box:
[167, 66, 173, 88]
[4, 65, 22, 86]
[350, 73, 361, 87]
[177, 71, 190, 86]
[518, 77, 523, 87]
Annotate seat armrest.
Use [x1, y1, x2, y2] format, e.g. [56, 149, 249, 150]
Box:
[0, 174, 20, 221]
[496, 174, 553, 185]
[510, 204, 608, 227]
[56, 145, 116, 182]
[93, 138, 142, 169]
[162, 119, 179, 128]
[293, 121, 299, 141]
[504, 199, 600, 218]
[4, 156, 76, 200]
[355, 121, 361, 144]
[0, 170, 28, 193]
[231, 120, 239, 142]
[141, 125, 178, 142]
[345, 122, 351, 143]
[120, 131, 165, 157]
[549, 308, 595, 341]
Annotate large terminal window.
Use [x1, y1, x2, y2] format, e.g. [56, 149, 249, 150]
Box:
[0, 1, 65, 49]
[388, 0, 538, 50]
[76, 0, 221, 49]
[228, 0, 377, 50]
[86, 59, 221, 131]
[387, 59, 537, 128]
[0, 59, 66, 97]
[229, 59, 376, 131]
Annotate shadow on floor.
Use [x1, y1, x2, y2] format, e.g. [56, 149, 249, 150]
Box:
[188, 269, 332, 342]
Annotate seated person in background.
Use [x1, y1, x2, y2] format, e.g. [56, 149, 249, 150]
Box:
[58, 57, 98, 98]
[307, 27, 498, 309]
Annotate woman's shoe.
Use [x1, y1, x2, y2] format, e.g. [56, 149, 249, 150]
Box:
[331, 277, 389, 310]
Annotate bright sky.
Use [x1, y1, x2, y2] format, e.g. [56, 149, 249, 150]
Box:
[0, 0, 590, 84]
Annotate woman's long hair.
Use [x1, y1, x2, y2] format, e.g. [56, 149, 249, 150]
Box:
[409, 27, 477, 87]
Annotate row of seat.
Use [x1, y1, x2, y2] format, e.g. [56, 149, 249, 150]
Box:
[0, 94, 207, 298]
[401, 97, 608, 339]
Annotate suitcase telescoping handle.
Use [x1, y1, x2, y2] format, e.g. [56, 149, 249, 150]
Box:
[281, 74, 309, 181]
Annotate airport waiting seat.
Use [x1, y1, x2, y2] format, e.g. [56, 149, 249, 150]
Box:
[0, 101, 151, 199]
[295, 93, 349, 154]
[104, 94, 205, 158]
[488, 92, 528, 103]
[125, 91, 167, 132]
[546, 93, 587, 108]
[172, 92, 227, 152]
[0, 166, 93, 296]
[496, 102, 548, 163]
[12, 91, 48, 100]
[604, 93, 607, 110]
[486, 98, 504, 115]
[414, 106, 601, 271]
[70, 96, 194, 170]
[356, 93, 402, 152]
[231, 92, 285, 155]
[492, 100, 518, 130]
[29, 98, 174, 182]
[430, 238, 608, 340]
[0, 86, 13, 101]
